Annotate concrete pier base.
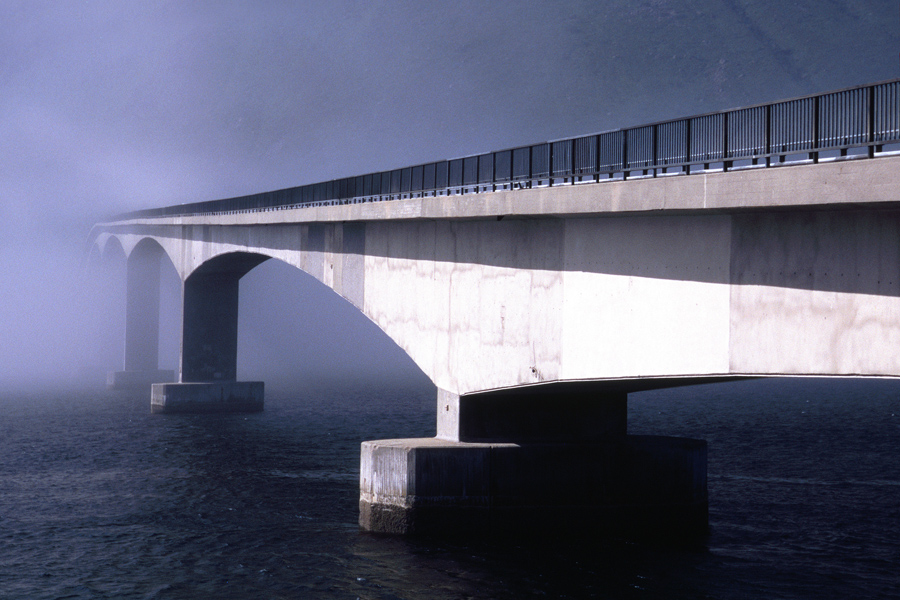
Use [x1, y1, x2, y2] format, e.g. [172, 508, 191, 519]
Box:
[150, 381, 264, 414]
[359, 435, 707, 539]
[107, 369, 175, 390]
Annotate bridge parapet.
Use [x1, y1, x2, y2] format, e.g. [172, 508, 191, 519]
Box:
[115, 79, 900, 220]
[97, 154, 900, 228]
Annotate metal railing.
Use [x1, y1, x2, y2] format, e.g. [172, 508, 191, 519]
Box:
[121, 79, 900, 220]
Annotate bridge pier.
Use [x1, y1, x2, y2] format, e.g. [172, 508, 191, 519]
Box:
[108, 242, 175, 389]
[151, 381, 263, 414]
[360, 384, 707, 539]
[151, 253, 265, 414]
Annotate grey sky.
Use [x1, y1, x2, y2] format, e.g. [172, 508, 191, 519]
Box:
[1, 1, 897, 388]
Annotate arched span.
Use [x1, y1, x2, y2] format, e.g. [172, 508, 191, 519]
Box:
[88, 230, 184, 283]
[87, 221, 625, 394]
[236, 256, 432, 387]
[129, 237, 166, 263]
[188, 251, 270, 281]
[85, 231, 184, 382]
[182, 250, 429, 388]
[96, 233, 126, 264]
[121, 237, 180, 374]
[84, 232, 127, 375]
[84, 233, 125, 290]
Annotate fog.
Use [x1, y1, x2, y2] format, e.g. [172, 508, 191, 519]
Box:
[1, 1, 897, 391]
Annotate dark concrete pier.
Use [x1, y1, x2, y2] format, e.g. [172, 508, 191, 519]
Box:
[360, 385, 707, 538]
[151, 381, 264, 414]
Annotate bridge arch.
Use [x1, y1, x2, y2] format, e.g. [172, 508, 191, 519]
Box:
[182, 249, 428, 389]
[91, 232, 126, 264]
[84, 225, 435, 389]
[85, 233, 127, 375]
[89, 231, 181, 280]
[129, 236, 169, 265]
[119, 237, 177, 376]
[89, 231, 184, 387]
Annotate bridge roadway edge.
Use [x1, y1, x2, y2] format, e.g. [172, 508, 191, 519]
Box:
[98, 155, 900, 228]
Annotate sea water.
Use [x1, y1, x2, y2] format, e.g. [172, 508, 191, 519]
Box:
[0, 377, 897, 599]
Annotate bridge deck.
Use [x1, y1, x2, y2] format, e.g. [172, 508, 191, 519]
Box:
[103, 155, 900, 228]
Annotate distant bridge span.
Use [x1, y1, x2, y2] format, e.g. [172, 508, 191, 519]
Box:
[89, 81, 900, 538]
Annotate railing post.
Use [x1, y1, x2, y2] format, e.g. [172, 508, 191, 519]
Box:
[723, 111, 730, 172]
[812, 94, 820, 164]
[548, 141, 554, 187]
[867, 85, 876, 158]
[527, 146, 533, 189]
[492, 152, 497, 192]
[684, 118, 692, 174]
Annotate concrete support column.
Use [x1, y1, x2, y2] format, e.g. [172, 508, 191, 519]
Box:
[360, 383, 707, 539]
[108, 244, 174, 389]
[125, 246, 161, 372]
[151, 253, 265, 414]
[181, 271, 240, 382]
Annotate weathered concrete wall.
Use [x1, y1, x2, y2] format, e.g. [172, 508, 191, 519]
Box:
[89, 157, 900, 395]
[729, 211, 900, 375]
[561, 215, 732, 380]
[363, 219, 566, 393]
[361, 214, 730, 392]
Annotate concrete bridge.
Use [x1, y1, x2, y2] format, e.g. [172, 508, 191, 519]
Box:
[89, 80, 900, 538]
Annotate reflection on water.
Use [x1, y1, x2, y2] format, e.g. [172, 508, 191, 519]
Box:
[0, 377, 897, 599]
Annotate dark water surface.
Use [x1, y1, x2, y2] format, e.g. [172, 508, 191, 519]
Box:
[1, 378, 898, 599]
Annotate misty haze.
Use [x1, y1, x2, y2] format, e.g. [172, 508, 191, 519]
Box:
[2, 2, 900, 598]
